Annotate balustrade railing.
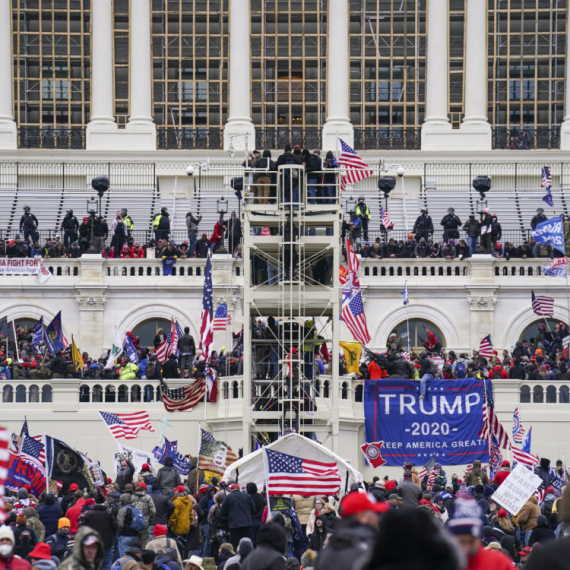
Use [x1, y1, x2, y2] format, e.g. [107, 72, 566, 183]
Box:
[353, 127, 421, 150]
[156, 128, 223, 150]
[492, 127, 561, 150]
[18, 127, 86, 150]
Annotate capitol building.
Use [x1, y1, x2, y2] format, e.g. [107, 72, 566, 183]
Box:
[0, 0, 569, 476]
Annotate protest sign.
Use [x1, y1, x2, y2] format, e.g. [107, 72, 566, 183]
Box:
[0, 258, 51, 283]
[492, 463, 543, 515]
[5, 451, 46, 497]
[114, 443, 157, 474]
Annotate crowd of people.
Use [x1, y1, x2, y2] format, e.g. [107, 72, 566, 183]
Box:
[1, 455, 568, 570]
[1, 207, 243, 261]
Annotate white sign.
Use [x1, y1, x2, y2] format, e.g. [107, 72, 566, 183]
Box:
[0, 258, 51, 283]
[492, 463, 543, 515]
[114, 443, 158, 474]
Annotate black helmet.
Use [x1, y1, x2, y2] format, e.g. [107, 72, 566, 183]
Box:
[121, 208, 127, 216]
[23, 205, 30, 212]
[358, 196, 365, 202]
[536, 208, 544, 214]
[447, 207, 454, 214]
[161, 207, 168, 214]
[66, 209, 73, 215]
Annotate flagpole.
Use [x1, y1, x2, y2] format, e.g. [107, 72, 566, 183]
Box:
[263, 448, 272, 520]
[405, 282, 411, 355]
[565, 270, 570, 328]
[12, 320, 19, 361]
[197, 422, 202, 489]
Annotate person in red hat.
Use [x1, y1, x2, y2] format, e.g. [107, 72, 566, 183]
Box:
[28, 542, 55, 570]
[145, 524, 183, 566]
[315, 492, 387, 570]
[493, 460, 511, 487]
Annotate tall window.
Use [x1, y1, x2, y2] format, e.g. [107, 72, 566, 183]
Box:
[132, 318, 171, 349]
[151, 0, 228, 131]
[113, 0, 130, 125]
[449, 0, 465, 128]
[348, 0, 426, 130]
[389, 319, 445, 353]
[12, 0, 91, 133]
[251, 0, 327, 131]
[488, 0, 566, 131]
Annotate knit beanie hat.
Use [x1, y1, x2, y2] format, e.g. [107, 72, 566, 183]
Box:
[16, 514, 27, 525]
[58, 517, 71, 529]
[0, 526, 14, 544]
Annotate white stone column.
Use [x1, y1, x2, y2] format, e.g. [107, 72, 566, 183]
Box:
[223, 0, 255, 151]
[321, 0, 353, 150]
[0, 0, 17, 149]
[561, 12, 570, 150]
[460, 0, 491, 148]
[86, 0, 118, 148]
[125, 0, 156, 149]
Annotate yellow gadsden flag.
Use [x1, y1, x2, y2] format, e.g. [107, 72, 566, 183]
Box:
[71, 337, 84, 371]
[339, 341, 362, 374]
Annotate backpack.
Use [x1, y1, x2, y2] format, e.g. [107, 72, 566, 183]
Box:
[283, 155, 299, 179]
[455, 361, 466, 378]
[111, 557, 135, 570]
[126, 504, 146, 531]
[161, 538, 179, 562]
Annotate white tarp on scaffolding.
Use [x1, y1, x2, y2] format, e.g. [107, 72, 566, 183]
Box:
[222, 433, 363, 494]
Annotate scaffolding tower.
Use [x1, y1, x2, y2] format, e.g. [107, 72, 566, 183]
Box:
[241, 162, 342, 454]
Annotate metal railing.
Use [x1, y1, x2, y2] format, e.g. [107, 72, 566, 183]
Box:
[362, 228, 532, 245]
[18, 127, 86, 150]
[353, 127, 421, 150]
[156, 127, 224, 150]
[255, 128, 322, 150]
[492, 127, 561, 150]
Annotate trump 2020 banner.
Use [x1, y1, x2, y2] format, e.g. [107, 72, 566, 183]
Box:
[363, 378, 489, 466]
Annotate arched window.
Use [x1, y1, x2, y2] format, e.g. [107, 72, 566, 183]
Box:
[323, 380, 330, 399]
[3, 385, 13, 403]
[355, 384, 363, 402]
[131, 385, 142, 402]
[533, 385, 544, 403]
[519, 319, 560, 342]
[560, 385, 569, 403]
[132, 318, 171, 349]
[232, 381, 239, 399]
[341, 382, 348, 400]
[546, 385, 557, 403]
[520, 385, 531, 403]
[118, 385, 128, 403]
[105, 385, 116, 403]
[29, 385, 40, 403]
[80, 384, 90, 403]
[16, 385, 26, 402]
[42, 385, 52, 402]
[223, 382, 229, 400]
[144, 385, 155, 402]
[387, 319, 445, 353]
[314, 379, 320, 397]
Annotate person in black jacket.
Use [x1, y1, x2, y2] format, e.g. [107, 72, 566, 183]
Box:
[308, 514, 328, 553]
[149, 489, 175, 527]
[162, 354, 179, 379]
[20, 206, 39, 243]
[83, 494, 118, 570]
[413, 210, 433, 242]
[246, 483, 265, 547]
[220, 485, 256, 550]
[241, 522, 287, 570]
[156, 457, 181, 495]
[38, 493, 63, 538]
[177, 328, 195, 379]
[49, 350, 71, 378]
[440, 208, 462, 243]
[94, 217, 109, 253]
[528, 515, 555, 547]
[115, 458, 136, 491]
[61, 209, 79, 247]
[226, 212, 242, 255]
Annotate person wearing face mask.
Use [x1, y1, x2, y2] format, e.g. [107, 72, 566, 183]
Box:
[0, 526, 32, 570]
[45, 518, 71, 560]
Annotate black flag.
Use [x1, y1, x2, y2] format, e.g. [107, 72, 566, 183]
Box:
[45, 436, 95, 493]
[0, 316, 15, 344]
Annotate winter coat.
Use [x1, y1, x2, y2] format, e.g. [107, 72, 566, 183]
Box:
[150, 493, 176, 526]
[46, 530, 70, 560]
[523, 535, 570, 570]
[24, 506, 45, 542]
[241, 523, 287, 570]
[131, 491, 157, 526]
[146, 536, 183, 566]
[115, 460, 135, 491]
[518, 495, 541, 531]
[117, 494, 139, 538]
[57, 526, 104, 570]
[0, 552, 34, 570]
[493, 467, 511, 487]
[83, 504, 118, 549]
[463, 219, 481, 238]
[31, 559, 57, 570]
[308, 515, 328, 552]
[66, 498, 86, 533]
[156, 464, 181, 494]
[398, 479, 422, 509]
[246, 484, 265, 524]
[169, 493, 194, 535]
[528, 521, 556, 546]
[220, 491, 255, 529]
[292, 495, 315, 525]
[38, 494, 63, 538]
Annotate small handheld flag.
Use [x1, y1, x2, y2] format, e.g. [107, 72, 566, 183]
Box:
[531, 290, 554, 316]
[512, 405, 525, 444]
[401, 281, 409, 305]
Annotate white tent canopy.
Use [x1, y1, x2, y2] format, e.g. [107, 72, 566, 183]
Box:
[222, 433, 363, 494]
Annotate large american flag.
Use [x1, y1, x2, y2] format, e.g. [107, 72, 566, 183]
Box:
[167, 320, 184, 356]
[0, 427, 9, 522]
[380, 206, 394, 230]
[154, 319, 180, 363]
[16, 419, 45, 465]
[265, 448, 341, 496]
[489, 435, 503, 480]
[512, 404, 525, 444]
[161, 377, 206, 412]
[213, 304, 228, 331]
[20, 436, 46, 473]
[337, 139, 373, 192]
[201, 256, 214, 362]
[341, 239, 371, 344]
[512, 446, 539, 468]
[99, 411, 154, 439]
[418, 456, 436, 480]
[532, 290, 554, 316]
[479, 381, 511, 449]
[478, 335, 494, 358]
[198, 428, 238, 475]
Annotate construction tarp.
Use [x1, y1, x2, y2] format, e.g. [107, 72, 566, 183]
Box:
[222, 433, 363, 494]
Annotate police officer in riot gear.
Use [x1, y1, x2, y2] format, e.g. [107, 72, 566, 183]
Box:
[440, 207, 462, 243]
[355, 196, 371, 242]
[413, 209, 434, 242]
[61, 209, 79, 247]
[20, 206, 39, 243]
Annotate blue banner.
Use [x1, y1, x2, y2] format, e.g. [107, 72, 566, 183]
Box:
[532, 216, 565, 254]
[123, 335, 139, 364]
[363, 378, 489, 466]
[6, 451, 46, 497]
[152, 438, 191, 475]
[45, 311, 64, 356]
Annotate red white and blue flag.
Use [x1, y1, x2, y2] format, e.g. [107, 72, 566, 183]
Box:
[167, 320, 184, 356]
[265, 448, 341, 496]
[380, 207, 394, 230]
[489, 434, 503, 480]
[512, 404, 525, 444]
[532, 290, 555, 316]
[542, 166, 553, 207]
[213, 304, 228, 331]
[99, 411, 154, 440]
[154, 318, 179, 363]
[0, 427, 9, 522]
[341, 239, 371, 345]
[479, 380, 511, 450]
[200, 256, 214, 362]
[478, 335, 494, 359]
[512, 446, 539, 468]
[337, 139, 373, 192]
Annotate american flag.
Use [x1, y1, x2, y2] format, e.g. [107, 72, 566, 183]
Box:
[418, 456, 437, 480]
[512, 404, 525, 444]
[99, 411, 154, 439]
[167, 320, 184, 357]
[160, 377, 206, 412]
[402, 351, 410, 361]
[380, 206, 394, 230]
[532, 290, 554, 316]
[201, 256, 214, 362]
[265, 448, 341, 496]
[535, 486, 547, 505]
[154, 319, 180, 363]
[154, 338, 170, 364]
[512, 446, 539, 468]
[479, 381, 511, 450]
[0, 427, 9, 522]
[213, 304, 228, 331]
[541, 166, 553, 207]
[341, 239, 371, 344]
[15, 420, 45, 464]
[489, 435, 503, 480]
[337, 139, 373, 192]
[479, 335, 494, 358]
[20, 436, 46, 473]
[198, 428, 238, 475]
